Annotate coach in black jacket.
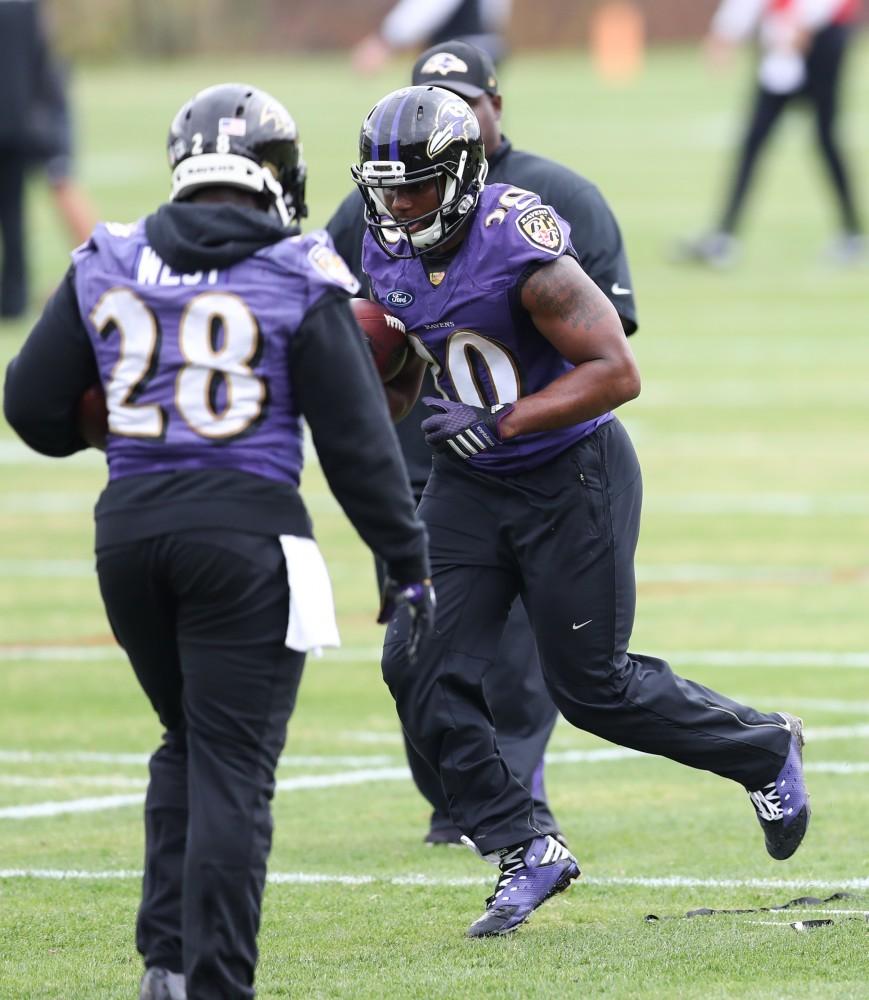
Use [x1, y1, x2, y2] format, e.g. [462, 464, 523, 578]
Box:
[327, 39, 639, 846]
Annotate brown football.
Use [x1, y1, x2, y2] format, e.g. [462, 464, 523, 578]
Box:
[76, 383, 108, 451]
[349, 298, 408, 382]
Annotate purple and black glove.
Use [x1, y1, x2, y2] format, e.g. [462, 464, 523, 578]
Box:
[378, 577, 436, 664]
[420, 396, 515, 459]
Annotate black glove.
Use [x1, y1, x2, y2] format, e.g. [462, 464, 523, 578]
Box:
[378, 577, 436, 664]
[420, 396, 515, 458]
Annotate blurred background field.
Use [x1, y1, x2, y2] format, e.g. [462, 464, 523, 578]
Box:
[1, 15, 868, 1000]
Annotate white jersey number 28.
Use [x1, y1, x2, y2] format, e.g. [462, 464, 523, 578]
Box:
[90, 287, 266, 440]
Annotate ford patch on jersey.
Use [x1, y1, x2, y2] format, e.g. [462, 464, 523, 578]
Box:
[516, 206, 565, 255]
[386, 289, 414, 308]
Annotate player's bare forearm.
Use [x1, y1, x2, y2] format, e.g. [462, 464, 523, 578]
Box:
[383, 351, 426, 422]
[498, 360, 639, 439]
[503, 256, 640, 438]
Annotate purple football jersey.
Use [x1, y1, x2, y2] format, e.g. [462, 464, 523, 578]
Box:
[73, 220, 358, 485]
[363, 183, 613, 474]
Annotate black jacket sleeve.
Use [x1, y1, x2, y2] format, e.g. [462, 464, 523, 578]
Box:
[491, 147, 638, 335]
[291, 292, 429, 585]
[327, 189, 434, 495]
[3, 266, 98, 456]
[325, 188, 370, 295]
[558, 180, 638, 336]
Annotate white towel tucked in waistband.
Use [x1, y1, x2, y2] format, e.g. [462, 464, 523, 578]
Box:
[279, 535, 340, 654]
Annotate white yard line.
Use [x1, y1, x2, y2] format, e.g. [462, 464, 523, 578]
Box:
[0, 750, 150, 764]
[1, 739, 861, 773]
[0, 495, 94, 513]
[0, 749, 399, 768]
[0, 794, 145, 819]
[4, 762, 865, 790]
[636, 565, 865, 584]
[340, 731, 405, 745]
[799, 724, 869, 741]
[644, 494, 869, 516]
[0, 723, 861, 769]
[805, 762, 869, 774]
[736, 697, 869, 715]
[753, 908, 869, 915]
[0, 766, 417, 819]
[2, 750, 866, 820]
[677, 651, 869, 669]
[543, 748, 643, 764]
[4, 558, 867, 584]
[0, 728, 864, 773]
[0, 443, 103, 467]
[1, 868, 868, 892]
[0, 647, 124, 662]
[0, 560, 95, 577]
[4, 646, 869, 669]
[0, 869, 144, 880]
[0, 775, 148, 789]
[749, 920, 813, 927]
[3, 469, 869, 514]
[275, 767, 409, 791]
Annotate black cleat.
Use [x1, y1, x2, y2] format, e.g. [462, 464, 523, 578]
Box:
[423, 812, 464, 846]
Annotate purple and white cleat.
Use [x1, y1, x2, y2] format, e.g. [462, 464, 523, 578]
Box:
[467, 834, 580, 938]
[748, 713, 811, 860]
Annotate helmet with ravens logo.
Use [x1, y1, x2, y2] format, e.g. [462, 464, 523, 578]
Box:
[167, 82, 307, 229]
[351, 86, 487, 258]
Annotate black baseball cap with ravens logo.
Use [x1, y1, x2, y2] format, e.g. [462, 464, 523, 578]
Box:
[411, 40, 499, 99]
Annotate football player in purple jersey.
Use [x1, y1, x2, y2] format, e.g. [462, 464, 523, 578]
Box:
[353, 84, 810, 938]
[4, 82, 433, 1000]
[329, 39, 638, 850]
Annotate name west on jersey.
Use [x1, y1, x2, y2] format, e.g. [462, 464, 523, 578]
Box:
[137, 246, 219, 287]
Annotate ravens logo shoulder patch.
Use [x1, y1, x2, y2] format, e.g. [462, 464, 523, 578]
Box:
[515, 205, 565, 256]
[308, 243, 360, 295]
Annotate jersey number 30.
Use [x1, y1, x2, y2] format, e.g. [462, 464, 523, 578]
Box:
[409, 329, 521, 407]
[91, 287, 265, 440]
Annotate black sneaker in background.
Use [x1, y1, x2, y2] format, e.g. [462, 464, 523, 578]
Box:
[139, 967, 187, 1000]
[672, 231, 739, 268]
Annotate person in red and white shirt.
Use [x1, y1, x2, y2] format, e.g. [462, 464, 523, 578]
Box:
[677, 0, 864, 266]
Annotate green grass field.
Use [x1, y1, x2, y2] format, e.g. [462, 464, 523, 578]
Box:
[2, 42, 868, 1000]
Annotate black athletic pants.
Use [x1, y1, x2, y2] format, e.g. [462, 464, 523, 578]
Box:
[402, 597, 560, 836]
[377, 519, 561, 837]
[0, 150, 28, 318]
[381, 419, 791, 854]
[720, 23, 861, 236]
[97, 530, 305, 1000]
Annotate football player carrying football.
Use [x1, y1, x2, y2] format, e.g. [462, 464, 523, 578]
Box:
[353, 84, 811, 938]
[4, 83, 433, 1000]
[328, 39, 639, 851]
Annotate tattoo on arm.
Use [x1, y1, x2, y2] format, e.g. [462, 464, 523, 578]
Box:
[524, 259, 609, 333]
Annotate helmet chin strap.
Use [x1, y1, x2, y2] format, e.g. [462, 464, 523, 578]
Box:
[409, 173, 456, 249]
[262, 170, 292, 227]
[409, 212, 445, 250]
[367, 188, 441, 249]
